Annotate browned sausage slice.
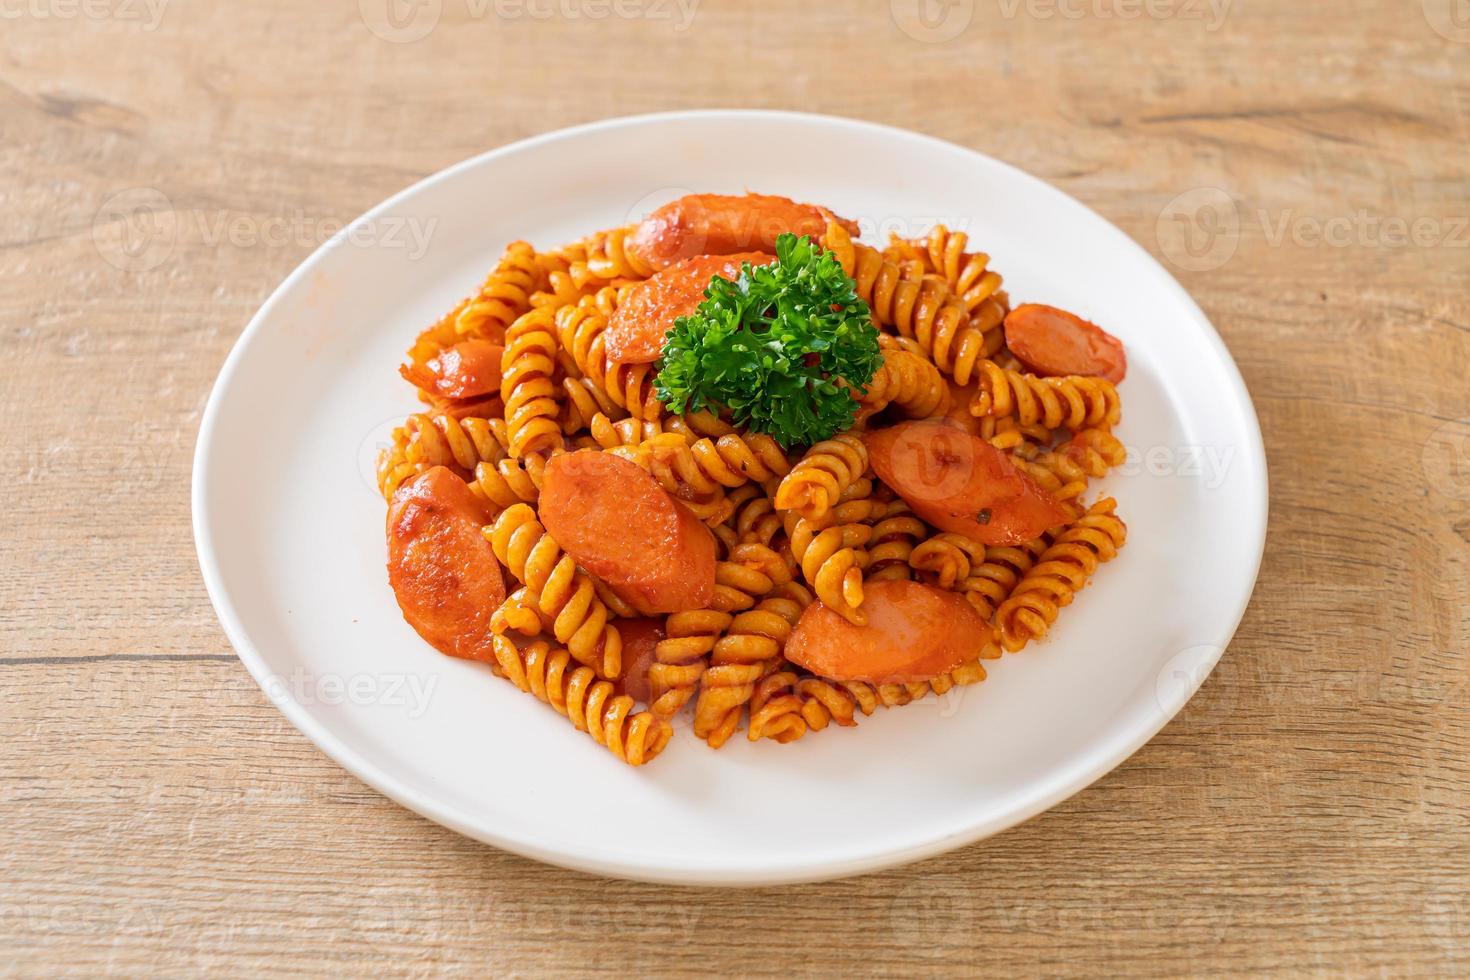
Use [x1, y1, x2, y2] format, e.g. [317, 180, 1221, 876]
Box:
[539, 450, 717, 614]
[785, 579, 993, 683]
[386, 467, 506, 662]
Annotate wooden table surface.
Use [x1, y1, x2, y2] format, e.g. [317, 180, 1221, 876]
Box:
[4, 1, 1468, 975]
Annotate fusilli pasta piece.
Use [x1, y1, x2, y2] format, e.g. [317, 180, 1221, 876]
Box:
[500, 308, 565, 459]
[970, 359, 1121, 430]
[995, 498, 1127, 652]
[490, 636, 671, 766]
[467, 453, 546, 514]
[484, 504, 621, 678]
[782, 486, 878, 626]
[554, 292, 663, 421]
[885, 225, 1009, 333]
[692, 577, 811, 747]
[377, 413, 511, 499]
[858, 347, 951, 420]
[404, 241, 540, 372]
[823, 220, 1001, 384]
[647, 550, 786, 719]
[865, 497, 926, 582]
[774, 433, 868, 524]
[746, 658, 990, 745]
[910, 533, 1047, 620]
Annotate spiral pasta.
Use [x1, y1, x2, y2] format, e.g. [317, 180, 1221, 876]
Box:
[586, 411, 666, 450]
[500, 308, 565, 459]
[885, 225, 1009, 333]
[910, 533, 1047, 620]
[823, 220, 1001, 384]
[858, 347, 951, 420]
[377, 413, 511, 500]
[1011, 454, 1089, 503]
[782, 486, 877, 626]
[865, 497, 926, 582]
[376, 429, 417, 500]
[1065, 427, 1128, 476]
[457, 241, 541, 340]
[995, 498, 1127, 652]
[491, 636, 671, 766]
[404, 412, 511, 473]
[692, 579, 812, 747]
[647, 547, 790, 720]
[467, 452, 546, 514]
[746, 658, 990, 744]
[970, 359, 1122, 431]
[554, 293, 663, 421]
[490, 585, 547, 637]
[576, 224, 656, 284]
[774, 432, 868, 523]
[484, 504, 621, 678]
[611, 430, 791, 501]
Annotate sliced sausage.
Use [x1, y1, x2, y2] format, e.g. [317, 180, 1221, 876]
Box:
[399, 339, 505, 400]
[866, 421, 1072, 546]
[627, 192, 859, 271]
[786, 579, 993, 683]
[539, 450, 716, 614]
[1004, 303, 1127, 383]
[386, 466, 505, 662]
[606, 252, 774, 364]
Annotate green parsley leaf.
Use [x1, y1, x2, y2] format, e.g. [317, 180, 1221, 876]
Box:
[653, 233, 881, 449]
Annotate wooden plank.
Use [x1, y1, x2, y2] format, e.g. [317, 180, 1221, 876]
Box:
[2, 1, 1467, 974]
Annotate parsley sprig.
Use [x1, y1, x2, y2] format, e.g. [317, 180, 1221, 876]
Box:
[653, 233, 881, 449]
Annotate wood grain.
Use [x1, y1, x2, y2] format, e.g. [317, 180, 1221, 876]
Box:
[2, 1, 1467, 975]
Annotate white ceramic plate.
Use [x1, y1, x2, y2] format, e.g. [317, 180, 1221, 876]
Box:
[193, 111, 1267, 886]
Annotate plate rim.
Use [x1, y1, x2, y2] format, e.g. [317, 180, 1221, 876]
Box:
[192, 108, 1269, 886]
